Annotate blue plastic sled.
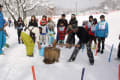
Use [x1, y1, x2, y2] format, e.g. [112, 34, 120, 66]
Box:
[39, 47, 45, 56]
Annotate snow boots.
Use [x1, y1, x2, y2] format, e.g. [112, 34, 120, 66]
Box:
[43, 47, 60, 64]
[21, 32, 35, 57]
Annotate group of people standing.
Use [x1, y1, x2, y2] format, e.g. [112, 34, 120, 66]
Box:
[15, 15, 55, 46]
[0, 3, 120, 65]
[55, 14, 109, 65]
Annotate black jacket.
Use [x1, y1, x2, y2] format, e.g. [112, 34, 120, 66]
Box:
[76, 27, 90, 44]
[69, 18, 78, 28]
[28, 21, 38, 27]
[17, 21, 24, 29]
[57, 19, 68, 28]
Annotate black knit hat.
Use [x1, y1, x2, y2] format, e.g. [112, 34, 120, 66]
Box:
[89, 15, 93, 19]
[0, 4, 3, 8]
[100, 15, 105, 19]
[62, 14, 66, 17]
[72, 14, 75, 16]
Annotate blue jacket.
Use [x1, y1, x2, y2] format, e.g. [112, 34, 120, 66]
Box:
[95, 21, 109, 38]
[0, 11, 5, 28]
[0, 11, 6, 54]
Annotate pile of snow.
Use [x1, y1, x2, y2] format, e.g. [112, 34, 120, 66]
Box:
[0, 11, 119, 80]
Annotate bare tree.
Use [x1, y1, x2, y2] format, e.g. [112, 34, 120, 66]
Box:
[3, 0, 45, 21]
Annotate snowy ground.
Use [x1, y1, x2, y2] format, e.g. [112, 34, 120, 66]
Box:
[0, 11, 120, 80]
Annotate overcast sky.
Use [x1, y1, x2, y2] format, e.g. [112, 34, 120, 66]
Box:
[50, 0, 104, 10]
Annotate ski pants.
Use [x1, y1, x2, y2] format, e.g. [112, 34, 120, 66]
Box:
[98, 37, 105, 51]
[69, 41, 94, 61]
[0, 31, 6, 54]
[17, 29, 22, 43]
[89, 35, 96, 46]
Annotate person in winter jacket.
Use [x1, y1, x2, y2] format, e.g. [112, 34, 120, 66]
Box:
[95, 15, 109, 54]
[89, 18, 97, 49]
[40, 20, 48, 45]
[8, 18, 12, 27]
[117, 35, 120, 59]
[40, 15, 47, 25]
[85, 15, 93, 31]
[69, 14, 78, 29]
[48, 24, 55, 46]
[57, 14, 68, 28]
[68, 27, 94, 65]
[0, 4, 8, 54]
[47, 17, 55, 29]
[66, 14, 78, 47]
[16, 17, 24, 44]
[57, 14, 68, 42]
[57, 23, 66, 44]
[28, 15, 38, 27]
[28, 15, 38, 42]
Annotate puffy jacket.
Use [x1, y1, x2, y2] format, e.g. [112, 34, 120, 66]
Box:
[58, 26, 66, 40]
[16, 21, 24, 30]
[0, 12, 5, 28]
[76, 27, 90, 44]
[28, 20, 38, 27]
[95, 21, 108, 38]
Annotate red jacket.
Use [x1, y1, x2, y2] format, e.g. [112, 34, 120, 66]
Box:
[88, 24, 97, 36]
[40, 19, 47, 25]
[58, 27, 66, 40]
[89, 27, 95, 36]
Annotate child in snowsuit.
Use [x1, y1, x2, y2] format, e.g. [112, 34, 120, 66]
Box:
[95, 15, 109, 54]
[57, 14, 68, 43]
[40, 15, 47, 26]
[40, 20, 48, 45]
[16, 17, 24, 44]
[57, 23, 66, 44]
[117, 35, 120, 59]
[48, 25, 55, 46]
[89, 18, 97, 49]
